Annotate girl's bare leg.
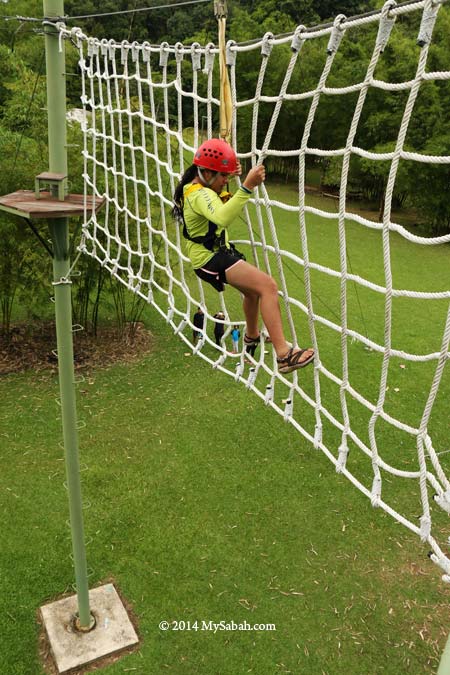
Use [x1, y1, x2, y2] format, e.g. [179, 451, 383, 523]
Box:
[225, 261, 313, 362]
[242, 291, 260, 338]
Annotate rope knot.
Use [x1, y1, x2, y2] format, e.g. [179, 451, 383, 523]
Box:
[261, 32, 274, 58]
[107, 39, 116, 61]
[371, 475, 382, 507]
[327, 15, 346, 55]
[87, 37, 98, 58]
[204, 43, 216, 73]
[159, 42, 170, 68]
[99, 38, 109, 57]
[313, 423, 322, 450]
[141, 41, 151, 63]
[234, 362, 244, 381]
[417, 1, 439, 48]
[381, 0, 397, 16]
[226, 40, 237, 67]
[264, 384, 274, 405]
[214, 0, 228, 20]
[175, 42, 184, 64]
[246, 367, 258, 389]
[434, 491, 450, 515]
[428, 551, 450, 577]
[419, 514, 431, 541]
[377, 2, 397, 51]
[69, 26, 84, 48]
[336, 439, 349, 473]
[130, 41, 140, 63]
[291, 26, 306, 53]
[191, 42, 202, 71]
[120, 40, 131, 65]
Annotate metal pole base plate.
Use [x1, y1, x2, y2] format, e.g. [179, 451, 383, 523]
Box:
[40, 583, 139, 673]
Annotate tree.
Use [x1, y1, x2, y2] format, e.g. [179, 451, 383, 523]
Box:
[1, 55, 47, 142]
[406, 133, 450, 235]
[0, 128, 50, 336]
[312, 1, 376, 21]
[0, 45, 25, 111]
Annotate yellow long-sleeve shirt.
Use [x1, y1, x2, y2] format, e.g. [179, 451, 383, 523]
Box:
[182, 183, 252, 269]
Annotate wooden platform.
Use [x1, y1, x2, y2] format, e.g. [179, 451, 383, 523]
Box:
[0, 190, 105, 219]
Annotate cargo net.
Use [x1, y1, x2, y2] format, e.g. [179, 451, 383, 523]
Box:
[58, 0, 450, 577]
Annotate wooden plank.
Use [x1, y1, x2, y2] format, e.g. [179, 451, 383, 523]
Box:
[0, 190, 105, 219]
[36, 172, 67, 181]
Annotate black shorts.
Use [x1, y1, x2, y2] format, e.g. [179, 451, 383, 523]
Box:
[195, 247, 245, 292]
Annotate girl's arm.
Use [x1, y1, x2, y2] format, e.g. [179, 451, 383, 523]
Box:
[188, 165, 266, 227]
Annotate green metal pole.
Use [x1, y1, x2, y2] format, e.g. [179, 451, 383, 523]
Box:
[43, 0, 91, 629]
[438, 635, 450, 675]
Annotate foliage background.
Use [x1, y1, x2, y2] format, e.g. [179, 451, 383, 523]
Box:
[0, 1, 449, 336]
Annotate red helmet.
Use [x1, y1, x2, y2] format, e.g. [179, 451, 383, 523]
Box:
[193, 139, 237, 174]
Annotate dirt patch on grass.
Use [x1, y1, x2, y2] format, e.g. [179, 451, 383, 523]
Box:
[37, 579, 141, 675]
[0, 321, 153, 376]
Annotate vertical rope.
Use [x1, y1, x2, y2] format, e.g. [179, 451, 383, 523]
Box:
[336, 3, 395, 471]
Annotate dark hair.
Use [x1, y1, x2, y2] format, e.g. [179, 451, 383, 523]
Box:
[172, 164, 198, 220]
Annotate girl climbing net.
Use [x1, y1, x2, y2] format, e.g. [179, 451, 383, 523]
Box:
[172, 138, 315, 374]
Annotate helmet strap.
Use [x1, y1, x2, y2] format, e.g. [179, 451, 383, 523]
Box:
[197, 167, 217, 187]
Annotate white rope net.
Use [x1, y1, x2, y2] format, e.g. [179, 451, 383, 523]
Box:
[59, 0, 450, 577]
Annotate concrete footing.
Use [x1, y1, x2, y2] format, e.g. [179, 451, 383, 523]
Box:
[40, 583, 139, 673]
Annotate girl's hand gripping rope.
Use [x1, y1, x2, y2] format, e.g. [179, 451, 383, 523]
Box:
[243, 164, 265, 191]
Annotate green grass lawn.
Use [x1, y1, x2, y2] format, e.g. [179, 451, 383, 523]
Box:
[1, 184, 450, 674]
[1, 320, 450, 675]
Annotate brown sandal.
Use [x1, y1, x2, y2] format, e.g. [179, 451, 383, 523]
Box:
[277, 347, 314, 374]
[244, 334, 260, 347]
